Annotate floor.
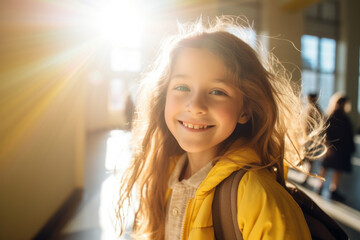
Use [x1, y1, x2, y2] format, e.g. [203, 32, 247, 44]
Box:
[59, 130, 133, 240]
[58, 130, 360, 239]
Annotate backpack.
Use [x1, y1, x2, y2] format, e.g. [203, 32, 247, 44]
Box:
[212, 169, 349, 240]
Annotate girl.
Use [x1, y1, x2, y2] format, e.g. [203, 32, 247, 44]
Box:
[317, 93, 355, 201]
[116, 17, 325, 239]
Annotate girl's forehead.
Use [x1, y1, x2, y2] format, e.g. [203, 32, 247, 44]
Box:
[171, 47, 239, 86]
[172, 49, 227, 77]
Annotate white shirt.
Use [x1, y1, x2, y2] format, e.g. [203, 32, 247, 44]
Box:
[164, 154, 213, 240]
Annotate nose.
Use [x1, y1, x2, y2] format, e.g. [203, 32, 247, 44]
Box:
[186, 92, 208, 115]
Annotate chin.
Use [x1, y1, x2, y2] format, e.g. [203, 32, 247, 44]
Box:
[177, 142, 216, 155]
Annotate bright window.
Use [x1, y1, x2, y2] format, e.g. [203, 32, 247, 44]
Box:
[301, 35, 319, 70]
[320, 38, 336, 73]
[301, 35, 336, 111]
[109, 78, 126, 111]
[111, 48, 142, 72]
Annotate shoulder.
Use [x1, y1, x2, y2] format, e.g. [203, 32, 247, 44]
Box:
[237, 169, 295, 210]
[236, 169, 311, 240]
[332, 111, 349, 123]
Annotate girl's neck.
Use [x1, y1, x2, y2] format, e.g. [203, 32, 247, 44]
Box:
[181, 149, 217, 180]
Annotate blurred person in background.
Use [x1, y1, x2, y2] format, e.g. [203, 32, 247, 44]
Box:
[124, 92, 135, 131]
[317, 93, 355, 201]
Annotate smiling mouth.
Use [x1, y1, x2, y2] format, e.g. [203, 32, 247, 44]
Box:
[179, 121, 214, 129]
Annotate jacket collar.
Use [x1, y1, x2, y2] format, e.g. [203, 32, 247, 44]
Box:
[195, 139, 261, 197]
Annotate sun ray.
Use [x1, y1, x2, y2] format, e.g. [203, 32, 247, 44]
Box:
[0, 0, 146, 167]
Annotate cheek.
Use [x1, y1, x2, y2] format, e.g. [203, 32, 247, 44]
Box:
[214, 104, 240, 124]
[164, 95, 176, 127]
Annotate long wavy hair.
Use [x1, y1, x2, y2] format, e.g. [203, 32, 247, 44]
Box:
[116, 16, 325, 239]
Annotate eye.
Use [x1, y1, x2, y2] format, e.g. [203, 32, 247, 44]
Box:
[210, 89, 227, 96]
[174, 85, 190, 92]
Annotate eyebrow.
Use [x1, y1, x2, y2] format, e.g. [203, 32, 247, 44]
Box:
[211, 78, 228, 84]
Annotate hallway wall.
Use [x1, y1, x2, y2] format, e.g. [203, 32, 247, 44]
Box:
[0, 1, 86, 239]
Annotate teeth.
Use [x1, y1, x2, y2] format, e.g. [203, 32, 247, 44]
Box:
[181, 121, 209, 129]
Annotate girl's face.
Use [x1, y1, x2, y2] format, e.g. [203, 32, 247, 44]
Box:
[164, 48, 248, 156]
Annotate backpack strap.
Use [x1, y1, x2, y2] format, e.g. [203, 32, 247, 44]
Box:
[212, 169, 246, 240]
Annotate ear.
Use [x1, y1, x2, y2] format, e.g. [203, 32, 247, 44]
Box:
[238, 112, 249, 124]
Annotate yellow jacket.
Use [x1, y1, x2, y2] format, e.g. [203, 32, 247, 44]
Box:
[179, 141, 311, 240]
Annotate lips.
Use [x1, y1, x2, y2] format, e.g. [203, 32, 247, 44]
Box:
[179, 120, 214, 129]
